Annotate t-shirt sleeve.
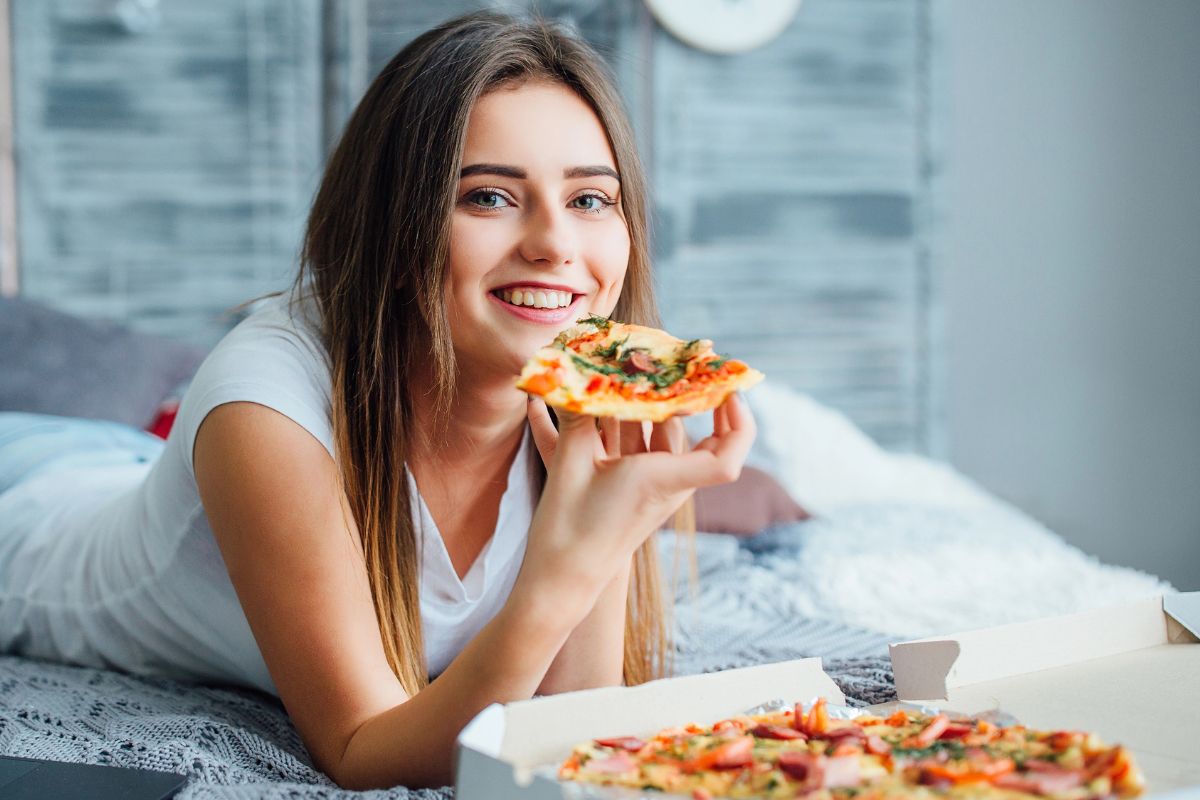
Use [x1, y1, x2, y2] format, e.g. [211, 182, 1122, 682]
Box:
[174, 308, 334, 479]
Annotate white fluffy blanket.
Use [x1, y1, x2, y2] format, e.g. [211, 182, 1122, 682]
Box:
[683, 382, 1173, 638]
[718, 505, 1173, 640]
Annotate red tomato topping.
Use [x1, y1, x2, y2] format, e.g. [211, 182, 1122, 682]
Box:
[682, 736, 754, 773]
[918, 755, 1015, 785]
[939, 722, 974, 740]
[593, 736, 647, 752]
[1048, 730, 1084, 751]
[831, 742, 862, 757]
[904, 714, 950, 748]
[865, 735, 892, 755]
[798, 697, 830, 736]
[522, 372, 558, 396]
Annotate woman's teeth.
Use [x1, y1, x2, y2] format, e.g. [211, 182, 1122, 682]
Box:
[496, 288, 574, 309]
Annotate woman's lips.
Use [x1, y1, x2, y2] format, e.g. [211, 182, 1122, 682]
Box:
[488, 291, 582, 324]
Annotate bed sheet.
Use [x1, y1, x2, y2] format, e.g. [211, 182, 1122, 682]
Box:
[0, 524, 898, 799]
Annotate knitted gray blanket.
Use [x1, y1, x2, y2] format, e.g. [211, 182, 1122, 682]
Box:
[0, 525, 897, 798]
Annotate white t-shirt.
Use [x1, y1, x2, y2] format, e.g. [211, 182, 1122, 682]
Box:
[0, 294, 535, 694]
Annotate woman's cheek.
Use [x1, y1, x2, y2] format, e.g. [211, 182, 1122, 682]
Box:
[591, 219, 631, 309]
[450, 215, 509, 282]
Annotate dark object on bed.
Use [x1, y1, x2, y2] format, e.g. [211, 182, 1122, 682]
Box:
[0, 297, 207, 429]
[0, 754, 186, 799]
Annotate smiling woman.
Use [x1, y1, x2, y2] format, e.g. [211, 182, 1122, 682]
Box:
[0, 9, 755, 794]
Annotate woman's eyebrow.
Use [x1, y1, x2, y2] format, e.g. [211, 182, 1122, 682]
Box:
[460, 163, 526, 179]
[564, 165, 620, 181]
[459, 163, 620, 181]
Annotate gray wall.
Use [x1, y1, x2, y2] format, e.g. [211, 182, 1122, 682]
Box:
[11, 0, 940, 453]
[10, 1, 323, 344]
[939, 0, 1200, 590]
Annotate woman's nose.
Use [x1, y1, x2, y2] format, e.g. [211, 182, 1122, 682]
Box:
[518, 204, 576, 266]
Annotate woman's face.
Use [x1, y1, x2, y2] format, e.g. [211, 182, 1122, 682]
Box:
[446, 80, 630, 381]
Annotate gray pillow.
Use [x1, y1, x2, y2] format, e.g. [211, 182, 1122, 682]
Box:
[0, 297, 208, 428]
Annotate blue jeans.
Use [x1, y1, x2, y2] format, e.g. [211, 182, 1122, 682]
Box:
[0, 413, 165, 496]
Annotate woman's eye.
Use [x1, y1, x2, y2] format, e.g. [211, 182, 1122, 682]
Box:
[467, 190, 510, 209]
[571, 193, 613, 213]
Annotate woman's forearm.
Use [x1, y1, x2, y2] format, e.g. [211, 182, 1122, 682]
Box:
[332, 585, 589, 790]
[536, 563, 631, 695]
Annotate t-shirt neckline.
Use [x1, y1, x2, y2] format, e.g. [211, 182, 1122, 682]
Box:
[409, 425, 535, 605]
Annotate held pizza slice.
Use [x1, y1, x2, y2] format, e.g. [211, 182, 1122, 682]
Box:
[515, 314, 765, 422]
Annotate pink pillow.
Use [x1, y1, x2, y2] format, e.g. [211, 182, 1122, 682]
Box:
[693, 466, 810, 536]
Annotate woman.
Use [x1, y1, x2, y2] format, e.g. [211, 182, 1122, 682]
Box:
[0, 11, 754, 790]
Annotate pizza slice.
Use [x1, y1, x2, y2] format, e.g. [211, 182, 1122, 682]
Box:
[515, 314, 764, 422]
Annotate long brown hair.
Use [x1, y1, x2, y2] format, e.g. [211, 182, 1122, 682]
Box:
[294, 11, 677, 694]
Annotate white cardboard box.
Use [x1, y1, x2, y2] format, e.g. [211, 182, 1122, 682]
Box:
[454, 593, 1200, 798]
[455, 657, 844, 799]
[889, 592, 1200, 797]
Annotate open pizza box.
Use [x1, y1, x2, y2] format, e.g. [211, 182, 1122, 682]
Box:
[887, 592, 1200, 798]
[454, 657, 844, 799]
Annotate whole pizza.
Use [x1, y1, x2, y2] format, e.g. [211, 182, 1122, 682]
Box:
[515, 315, 765, 422]
[558, 699, 1144, 799]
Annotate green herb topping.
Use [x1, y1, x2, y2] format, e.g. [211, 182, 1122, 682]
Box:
[580, 313, 613, 331]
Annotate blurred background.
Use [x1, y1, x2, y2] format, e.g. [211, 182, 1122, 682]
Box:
[0, 0, 1195, 589]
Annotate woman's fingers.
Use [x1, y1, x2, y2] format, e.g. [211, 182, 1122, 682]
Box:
[664, 394, 756, 489]
[600, 418, 653, 457]
[668, 428, 755, 491]
[649, 417, 686, 453]
[553, 407, 604, 465]
[713, 397, 732, 437]
[550, 395, 753, 484]
[723, 391, 754, 434]
[527, 397, 559, 465]
[619, 421, 649, 455]
[600, 417, 621, 458]
[648, 419, 672, 453]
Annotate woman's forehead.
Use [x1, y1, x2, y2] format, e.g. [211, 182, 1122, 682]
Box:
[461, 80, 617, 174]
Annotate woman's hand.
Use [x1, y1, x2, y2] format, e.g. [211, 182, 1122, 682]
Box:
[517, 393, 756, 613]
[527, 396, 691, 465]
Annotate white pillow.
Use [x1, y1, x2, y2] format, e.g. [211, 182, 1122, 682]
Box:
[685, 382, 996, 514]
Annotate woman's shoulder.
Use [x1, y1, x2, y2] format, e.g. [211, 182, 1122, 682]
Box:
[173, 291, 335, 469]
[217, 291, 327, 366]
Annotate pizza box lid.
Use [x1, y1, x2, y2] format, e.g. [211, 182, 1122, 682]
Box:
[454, 657, 843, 799]
[888, 592, 1200, 797]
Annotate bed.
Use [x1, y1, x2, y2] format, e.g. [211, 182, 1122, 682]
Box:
[0, 298, 1171, 798]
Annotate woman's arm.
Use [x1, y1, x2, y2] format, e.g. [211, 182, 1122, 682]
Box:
[335, 574, 588, 788]
[195, 396, 752, 790]
[528, 409, 692, 696]
[194, 403, 595, 789]
[535, 563, 631, 694]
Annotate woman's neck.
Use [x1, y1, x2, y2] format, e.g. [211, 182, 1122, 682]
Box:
[409, 365, 528, 472]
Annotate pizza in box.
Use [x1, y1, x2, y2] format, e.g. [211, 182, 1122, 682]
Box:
[559, 700, 1143, 799]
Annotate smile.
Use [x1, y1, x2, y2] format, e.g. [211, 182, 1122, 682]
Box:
[493, 287, 574, 309]
[489, 285, 582, 323]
